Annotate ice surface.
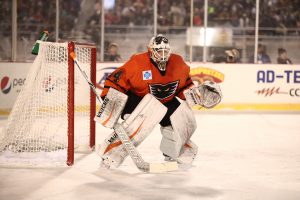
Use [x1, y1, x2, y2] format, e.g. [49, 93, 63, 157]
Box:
[0, 113, 300, 200]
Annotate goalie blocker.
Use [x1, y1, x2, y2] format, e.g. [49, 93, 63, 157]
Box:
[94, 88, 128, 128]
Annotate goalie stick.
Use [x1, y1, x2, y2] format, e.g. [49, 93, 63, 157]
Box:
[70, 52, 102, 104]
[70, 52, 178, 173]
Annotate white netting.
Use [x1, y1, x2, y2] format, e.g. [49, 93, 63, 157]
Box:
[0, 42, 94, 166]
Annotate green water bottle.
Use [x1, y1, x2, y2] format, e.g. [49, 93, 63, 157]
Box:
[31, 30, 49, 55]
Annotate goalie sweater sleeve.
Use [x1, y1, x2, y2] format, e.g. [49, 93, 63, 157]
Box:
[100, 59, 134, 98]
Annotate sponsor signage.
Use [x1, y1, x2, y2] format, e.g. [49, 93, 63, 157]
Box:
[255, 70, 300, 99]
[189, 63, 300, 111]
[0, 63, 31, 115]
[1, 62, 299, 115]
[1, 76, 26, 94]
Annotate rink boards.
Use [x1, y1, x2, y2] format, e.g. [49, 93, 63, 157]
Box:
[1, 62, 300, 115]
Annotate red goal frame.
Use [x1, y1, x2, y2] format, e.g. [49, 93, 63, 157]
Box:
[67, 42, 96, 166]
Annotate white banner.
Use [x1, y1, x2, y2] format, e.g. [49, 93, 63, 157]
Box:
[0, 63, 31, 115]
[1, 62, 300, 115]
[188, 63, 300, 111]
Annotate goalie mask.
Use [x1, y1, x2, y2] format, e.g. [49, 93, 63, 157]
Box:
[148, 34, 171, 71]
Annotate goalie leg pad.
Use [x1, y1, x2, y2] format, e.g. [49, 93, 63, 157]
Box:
[98, 94, 167, 168]
[160, 132, 198, 165]
[94, 88, 128, 128]
[98, 131, 128, 168]
[160, 101, 197, 160]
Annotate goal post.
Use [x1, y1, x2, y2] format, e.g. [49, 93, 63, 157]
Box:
[66, 41, 97, 166]
[0, 41, 97, 166]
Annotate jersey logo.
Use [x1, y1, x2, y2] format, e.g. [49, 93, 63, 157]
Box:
[142, 70, 152, 80]
[149, 81, 179, 100]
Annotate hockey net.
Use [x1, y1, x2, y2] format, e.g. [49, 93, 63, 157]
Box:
[0, 41, 96, 166]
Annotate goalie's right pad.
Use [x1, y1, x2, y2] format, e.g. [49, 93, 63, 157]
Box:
[98, 94, 167, 168]
[94, 88, 128, 128]
[184, 81, 222, 109]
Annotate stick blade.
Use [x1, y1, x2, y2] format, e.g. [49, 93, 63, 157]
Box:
[149, 162, 178, 173]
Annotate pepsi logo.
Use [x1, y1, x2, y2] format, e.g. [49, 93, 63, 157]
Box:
[1, 76, 12, 94]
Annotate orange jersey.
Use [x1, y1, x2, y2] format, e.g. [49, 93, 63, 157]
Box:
[101, 52, 193, 103]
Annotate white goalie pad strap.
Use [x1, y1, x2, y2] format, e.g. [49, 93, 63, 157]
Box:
[94, 88, 128, 128]
[184, 81, 222, 109]
[160, 101, 197, 159]
[98, 94, 167, 167]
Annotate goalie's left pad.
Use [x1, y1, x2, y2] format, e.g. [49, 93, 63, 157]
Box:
[160, 101, 198, 164]
[98, 94, 167, 168]
[94, 88, 128, 128]
[184, 81, 222, 108]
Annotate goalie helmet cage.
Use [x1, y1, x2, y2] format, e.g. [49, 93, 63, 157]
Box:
[0, 41, 96, 166]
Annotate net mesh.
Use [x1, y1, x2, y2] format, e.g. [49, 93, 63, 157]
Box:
[0, 42, 94, 166]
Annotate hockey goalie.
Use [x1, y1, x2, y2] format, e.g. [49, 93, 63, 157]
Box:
[95, 34, 222, 169]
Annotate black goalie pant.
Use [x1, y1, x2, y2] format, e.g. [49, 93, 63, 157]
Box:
[121, 91, 180, 127]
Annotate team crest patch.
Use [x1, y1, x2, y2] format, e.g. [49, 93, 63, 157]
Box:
[109, 69, 123, 83]
[142, 70, 152, 80]
[149, 80, 179, 100]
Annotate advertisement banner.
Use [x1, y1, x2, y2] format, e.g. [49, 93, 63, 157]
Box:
[0, 63, 31, 115]
[189, 63, 300, 111]
[1, 62, 300, 116]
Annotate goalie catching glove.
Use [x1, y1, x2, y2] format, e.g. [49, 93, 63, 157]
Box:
[184, 81, 222, 108]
